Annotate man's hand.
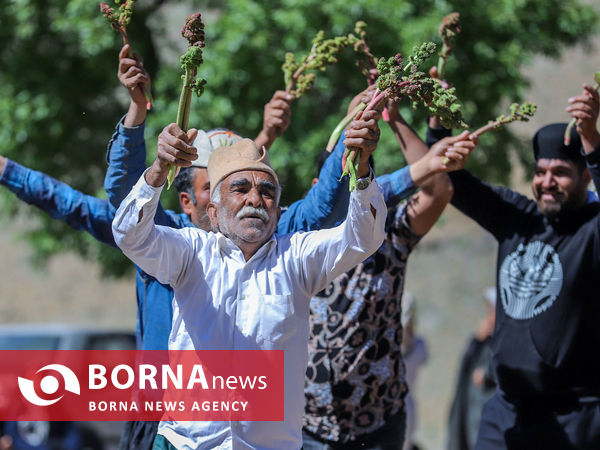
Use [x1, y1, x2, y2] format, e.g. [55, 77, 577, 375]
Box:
[119, 44, 151, 127]
[566, 83, 600, 153]
[409, 131, 477, 185]
[0, 155, 6, 176]
[145, 124, 198, 187]
[347, 84, 377, 116]
[344, 110, 381, 178]
[255, 90, 293, 150]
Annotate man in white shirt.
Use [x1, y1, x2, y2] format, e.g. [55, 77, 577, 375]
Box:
[112, 111, 386, 450]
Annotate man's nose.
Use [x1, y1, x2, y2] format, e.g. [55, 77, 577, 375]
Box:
[245, 186, 263, 207]
[541, 172, 555, 188]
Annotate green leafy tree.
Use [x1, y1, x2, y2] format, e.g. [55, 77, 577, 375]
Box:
[0, 0, 162, 276]
[0, 0, 597, 277]
[150, 0, 597, 200]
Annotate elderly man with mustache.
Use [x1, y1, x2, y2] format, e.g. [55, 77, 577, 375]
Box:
[112, 111, 387, 450]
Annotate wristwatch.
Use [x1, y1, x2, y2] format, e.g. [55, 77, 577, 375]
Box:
[356, 170, 374, 191]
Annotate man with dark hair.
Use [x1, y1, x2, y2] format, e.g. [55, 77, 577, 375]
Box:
[445, 84, 600, 449]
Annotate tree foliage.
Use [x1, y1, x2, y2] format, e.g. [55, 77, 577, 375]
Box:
[0, 0, 597, 276]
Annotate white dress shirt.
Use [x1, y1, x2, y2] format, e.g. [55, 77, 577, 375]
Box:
[112, 172, 386, 449]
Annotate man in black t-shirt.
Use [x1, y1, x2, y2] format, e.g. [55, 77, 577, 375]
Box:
[446, 84, 600, 449]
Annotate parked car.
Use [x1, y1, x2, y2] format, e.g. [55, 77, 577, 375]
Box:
[0, 323, 136, 450]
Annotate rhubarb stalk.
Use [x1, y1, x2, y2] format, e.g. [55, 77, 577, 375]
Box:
[436, 13, 460, 81]
[441, 102, 537, 165]
[100, 1, 154, 110]
[166, 13, 207, 189]
[282, 30, 356, 100]
[340, 42, 467, 190]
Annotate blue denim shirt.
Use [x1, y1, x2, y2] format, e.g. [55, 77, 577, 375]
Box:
[0, 118, 416, 350]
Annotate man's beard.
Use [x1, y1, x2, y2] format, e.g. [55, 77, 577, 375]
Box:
[535, 188, 581, 218]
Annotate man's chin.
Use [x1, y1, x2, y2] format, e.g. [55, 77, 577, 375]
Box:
[537, 200, 563, 218]
[231, 223, 272, 243]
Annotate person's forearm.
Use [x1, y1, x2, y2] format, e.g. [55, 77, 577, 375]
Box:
[254, 130, 275, 151]
[408, 153, 453, 204]
[389, 111, 453, 201]
[425, 121, 452, 148]
[390, 113, 452, 199]
[376, 166, 417, 208]
[419, 171, 453, 202]
[301, 180, 386, 295]
[104, 116, 147, 210]
[0, 156, 6, 176]
[145, 159, 169, 187]
[388, 115, 429, 164]
[584, 142, 600, 194]
[123, 100, 147, 128]
[0, 158, 116, 245]
[277, 137, 348, 233]
[428, 115, 441, 129]
[409, 158, 453, 200]
[113, 172, 190, 287]
[581, 131, 600, 155]
[356, 154, 372, 178]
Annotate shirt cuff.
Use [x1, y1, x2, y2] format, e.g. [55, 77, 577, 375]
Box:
[390, 166, 415, 194]
[425, 119, 452, 148]
[139, 168, 165, 192]
[117, 114, 146, 140]
[106, 114, 146, 163]
[351, 176, 383, 208]
[0, 158, 27, 191]
[128, 169, 164, 214]
[583, 141, 600, 168]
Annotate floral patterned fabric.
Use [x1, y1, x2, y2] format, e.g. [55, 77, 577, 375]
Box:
[303, 203, 422, 443]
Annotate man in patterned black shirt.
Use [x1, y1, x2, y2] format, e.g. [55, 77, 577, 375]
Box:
[302, 102, 477, 449]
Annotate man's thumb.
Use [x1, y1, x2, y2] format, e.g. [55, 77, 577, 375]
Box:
[187, 128, 198, 144]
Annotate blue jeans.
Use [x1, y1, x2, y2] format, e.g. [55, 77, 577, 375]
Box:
[302, 410, 406, 450]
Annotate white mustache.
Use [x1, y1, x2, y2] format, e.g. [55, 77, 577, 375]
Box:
[236, 206, 269, 221]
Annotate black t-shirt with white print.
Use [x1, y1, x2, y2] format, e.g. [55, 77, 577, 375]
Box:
[448, 148, 600, 400]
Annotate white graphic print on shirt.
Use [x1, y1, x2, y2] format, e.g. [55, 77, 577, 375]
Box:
[499, 241, 563, 320]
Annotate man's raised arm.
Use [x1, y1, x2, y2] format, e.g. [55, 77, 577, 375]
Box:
[567, 83, 600, 194]
[0, 155, 115, 245]
[278, 88, 375, 233]
[112, 124, 199, 287]
[254, 90, 293, 151]
[293, 110, 387, 295]
[104, 44, 151, 211]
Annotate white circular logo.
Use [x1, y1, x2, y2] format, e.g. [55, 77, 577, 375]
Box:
[499, 241, 563, 320]
[18, 364, 81, 406]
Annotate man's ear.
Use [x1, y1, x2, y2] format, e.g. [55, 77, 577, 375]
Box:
[207, 202, 219, 229]
[179, 192, 195, 216]
[277, 206, 281, 222]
